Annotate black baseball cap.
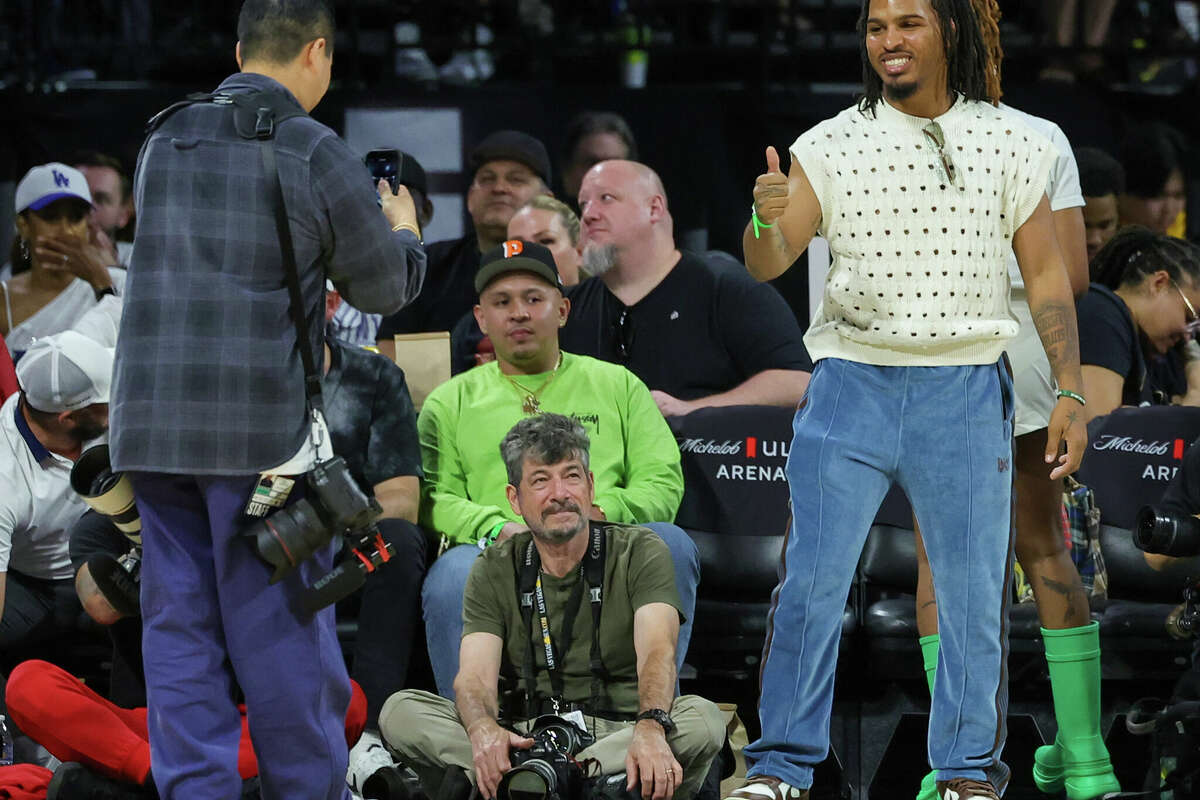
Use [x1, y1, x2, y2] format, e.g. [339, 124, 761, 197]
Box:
[469, 130, 551, 185]
[397, 151, 428, 196]
[475, 239, 563, 294]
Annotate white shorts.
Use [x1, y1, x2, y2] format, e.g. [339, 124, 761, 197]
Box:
[1006, 289, 1055, 437]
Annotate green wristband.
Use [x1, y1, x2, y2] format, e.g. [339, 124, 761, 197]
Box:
[751, 203, 775, 240]
[1056, 389, 1086, 407]
[478, 521, 506, 550]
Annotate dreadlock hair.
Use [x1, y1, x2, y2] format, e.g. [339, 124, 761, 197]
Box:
[968, 0, 1003, 103]
[1091, 225, 1200, 292]
[856, 0, 992, 116]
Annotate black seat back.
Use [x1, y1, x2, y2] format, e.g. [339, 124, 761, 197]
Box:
[669, 404, 794, 538]
[1077, 406, 1200, 528]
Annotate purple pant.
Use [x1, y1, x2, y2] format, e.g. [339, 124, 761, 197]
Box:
[131, 472, 351, 799]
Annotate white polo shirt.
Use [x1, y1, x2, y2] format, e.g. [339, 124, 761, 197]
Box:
[0, 393, 85, 581]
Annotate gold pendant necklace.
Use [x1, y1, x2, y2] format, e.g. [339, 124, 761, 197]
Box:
[504, 353, 563, 415]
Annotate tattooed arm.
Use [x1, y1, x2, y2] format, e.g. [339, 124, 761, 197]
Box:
[1014, 194, 1087, 479]
[743, 146, 822, 282]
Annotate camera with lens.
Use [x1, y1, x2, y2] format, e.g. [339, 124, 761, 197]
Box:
[498, 715, 595, 800]
[242, 456, 396, 612]
[1135, 506, 1200, 638]
[71, 445, 144, 617]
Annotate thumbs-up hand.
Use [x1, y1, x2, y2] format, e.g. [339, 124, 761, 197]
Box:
[752, 146, 789, 226]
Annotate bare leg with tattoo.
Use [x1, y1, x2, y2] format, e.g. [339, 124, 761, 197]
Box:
[915, 429, 1087, 635]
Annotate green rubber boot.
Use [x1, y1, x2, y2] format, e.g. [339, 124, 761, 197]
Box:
[916, 634, 939, 800]
[1032, 622, 1121, 799]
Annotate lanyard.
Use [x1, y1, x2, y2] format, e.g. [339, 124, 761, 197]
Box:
[517, 526, 611, 719]
[531, 565, 587, 702]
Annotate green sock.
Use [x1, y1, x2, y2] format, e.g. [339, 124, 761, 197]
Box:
[919, 633, 939, 696]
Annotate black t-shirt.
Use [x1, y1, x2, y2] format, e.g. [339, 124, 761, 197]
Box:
[378, 235, 480, 336]
[1076, 283, 1152, 407]
[559, 252, 813, 400]
[1147, 345, 1189, 404]
[324, 339, 423, 490]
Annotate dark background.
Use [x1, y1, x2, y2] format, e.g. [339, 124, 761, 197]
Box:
[1, 0, 1197, 319]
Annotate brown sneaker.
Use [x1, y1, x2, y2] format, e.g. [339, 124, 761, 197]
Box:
[935, 778, 999, 800]
[724, 776, 809, 800]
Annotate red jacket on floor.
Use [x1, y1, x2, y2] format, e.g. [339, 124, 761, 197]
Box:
[4, 660, 367, 787]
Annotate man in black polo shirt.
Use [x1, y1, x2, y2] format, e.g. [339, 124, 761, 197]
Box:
[562, 160, 812, 417]
[377, 131, 553, 341]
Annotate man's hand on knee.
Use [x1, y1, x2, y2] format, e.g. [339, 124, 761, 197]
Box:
[625, 721, 682, 800]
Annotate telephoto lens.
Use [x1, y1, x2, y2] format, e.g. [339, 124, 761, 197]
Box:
[70, 445, 142, 541]
[1135, 505, 1200, 557]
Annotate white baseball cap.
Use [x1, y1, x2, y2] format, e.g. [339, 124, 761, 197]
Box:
[16, 331, 113, 412]
[15, 163, 93, 214]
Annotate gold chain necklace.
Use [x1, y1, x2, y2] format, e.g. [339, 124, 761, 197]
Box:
[502, 353, 563, 415]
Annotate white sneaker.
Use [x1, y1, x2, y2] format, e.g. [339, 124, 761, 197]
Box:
[347, 732, 400, 797]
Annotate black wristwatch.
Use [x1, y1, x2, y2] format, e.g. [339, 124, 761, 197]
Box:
[635, 708, 677, 735]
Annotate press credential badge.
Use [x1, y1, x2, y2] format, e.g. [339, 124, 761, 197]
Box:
[245, 475, 295, 518]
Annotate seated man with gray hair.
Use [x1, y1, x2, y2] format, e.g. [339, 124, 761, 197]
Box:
[382, 413, 724, 800]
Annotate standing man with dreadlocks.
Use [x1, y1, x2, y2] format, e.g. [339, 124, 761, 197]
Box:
[724, 1, 1087, 799]
[909, 1, 1121, 798]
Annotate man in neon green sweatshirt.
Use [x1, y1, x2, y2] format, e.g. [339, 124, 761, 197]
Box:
[418, 239, 698, 698]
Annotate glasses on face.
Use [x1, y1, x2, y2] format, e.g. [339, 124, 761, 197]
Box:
[1172, 280, 1200, 337]
[921, 122, 959, 188]
[613, 307, 635, 363]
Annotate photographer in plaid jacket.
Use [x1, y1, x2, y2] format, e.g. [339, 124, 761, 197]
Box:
[108, 1, 426, 797]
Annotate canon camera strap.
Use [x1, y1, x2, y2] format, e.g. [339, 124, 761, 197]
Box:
[144, 90, 323, 419]
[517, 522, 612, 719]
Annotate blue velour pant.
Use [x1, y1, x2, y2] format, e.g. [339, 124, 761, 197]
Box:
[131, 472, 352, 800]
[743, 357, 1016, 792]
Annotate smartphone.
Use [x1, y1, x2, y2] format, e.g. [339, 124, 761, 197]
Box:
[364, 149, 402, 194]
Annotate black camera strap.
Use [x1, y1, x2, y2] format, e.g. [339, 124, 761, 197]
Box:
[145, 90, 324, 419]
[517, 522, 612, 719]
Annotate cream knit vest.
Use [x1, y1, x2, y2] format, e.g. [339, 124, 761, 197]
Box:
[794, 96, 1055, 366]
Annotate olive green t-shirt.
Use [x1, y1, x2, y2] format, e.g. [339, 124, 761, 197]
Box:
[462, 524, 683, 713]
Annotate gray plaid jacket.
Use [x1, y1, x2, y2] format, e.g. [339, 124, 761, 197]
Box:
[111, 73, 425, 475]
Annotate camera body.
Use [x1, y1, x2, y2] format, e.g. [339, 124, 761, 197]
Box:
[243, 456, 382, 584]
[499, 715, 595, 800]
